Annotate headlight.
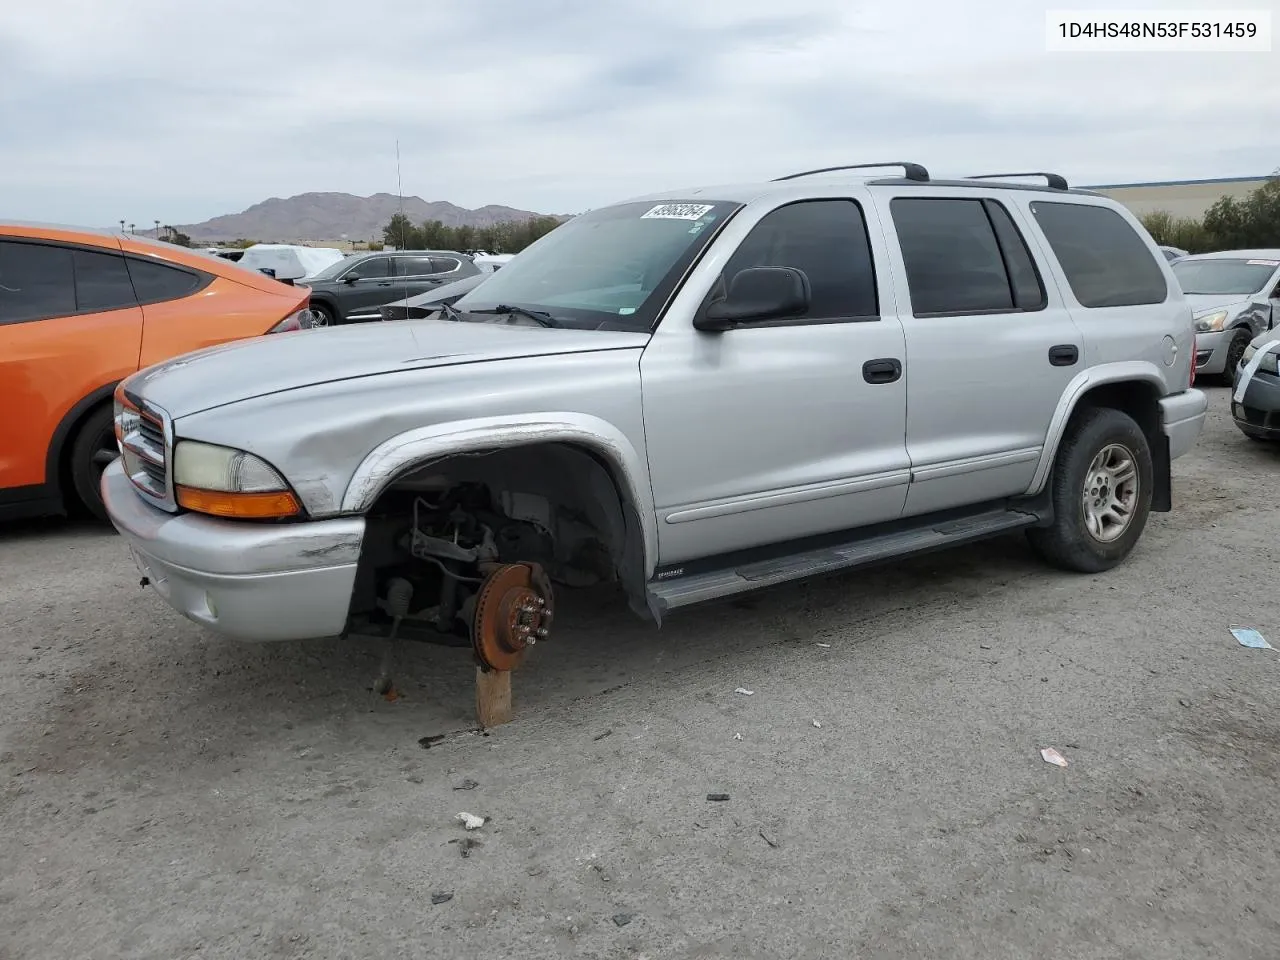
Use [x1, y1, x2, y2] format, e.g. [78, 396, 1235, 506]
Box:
[172, 441, 301, 519]
[1194, 310, 1229, 333]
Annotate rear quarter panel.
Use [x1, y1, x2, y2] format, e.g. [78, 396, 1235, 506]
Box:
[138, 276, 306, 368]
[1019, 196, 1194, 394]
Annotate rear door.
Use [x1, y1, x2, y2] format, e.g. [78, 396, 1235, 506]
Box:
[874, 190, 1083, 517]
[0, 238, 143, 492]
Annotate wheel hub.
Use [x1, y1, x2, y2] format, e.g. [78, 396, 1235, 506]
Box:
[471, 563, 553, 671]
[1081, 443, 1139, 543]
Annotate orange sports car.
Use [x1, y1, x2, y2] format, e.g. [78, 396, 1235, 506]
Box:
[0, 223, 312, 521]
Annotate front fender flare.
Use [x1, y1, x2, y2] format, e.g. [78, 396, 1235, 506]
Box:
[1027, 361, 1168, 495]
[340, 413, 658, 575]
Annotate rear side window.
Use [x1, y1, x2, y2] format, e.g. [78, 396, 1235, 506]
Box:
[1030, 201, 1167, 307]
[891, 197, 1045, 316]
[722, 199, 878, 320]
[430, 257, 462, 274]
[73, 249, 138, 313]
[0, 240, 76, 324]
[125, 257, 203, 303]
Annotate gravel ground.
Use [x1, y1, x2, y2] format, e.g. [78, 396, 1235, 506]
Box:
[3, 384, 1280, 960]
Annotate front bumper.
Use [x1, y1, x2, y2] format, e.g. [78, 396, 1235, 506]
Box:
[1193, 329, 1230, 375]
[1231, 366, 1280, 439]
[1159, 388, 1208, 460]
[101, 460, 365, 641]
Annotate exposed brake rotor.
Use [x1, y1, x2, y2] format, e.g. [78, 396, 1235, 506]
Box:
[471, 562, 554, 671]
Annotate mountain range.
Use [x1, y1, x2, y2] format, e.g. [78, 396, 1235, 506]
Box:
[173, 192, 561, 242]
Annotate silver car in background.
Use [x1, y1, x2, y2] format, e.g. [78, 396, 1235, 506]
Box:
[1171, 250, 1280, 377]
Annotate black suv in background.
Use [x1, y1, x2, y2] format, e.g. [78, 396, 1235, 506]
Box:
[302, 250, 481, 326]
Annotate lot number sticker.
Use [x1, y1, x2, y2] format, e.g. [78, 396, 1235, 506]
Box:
[642, 203, 715, 221]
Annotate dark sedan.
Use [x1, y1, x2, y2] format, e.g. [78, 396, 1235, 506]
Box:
[378, 272, 490, 321]
[302, 250, 481, 326]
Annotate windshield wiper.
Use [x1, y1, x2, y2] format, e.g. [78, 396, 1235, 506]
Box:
[437, 301, 463, 321]
[466, 304, 559, 327]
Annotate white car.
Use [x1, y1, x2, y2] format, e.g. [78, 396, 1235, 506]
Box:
[235, 244, 345, 282]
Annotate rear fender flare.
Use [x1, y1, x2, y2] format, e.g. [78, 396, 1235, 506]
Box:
[1028, 361, 1168, 495]
[340, 413, 658, 576]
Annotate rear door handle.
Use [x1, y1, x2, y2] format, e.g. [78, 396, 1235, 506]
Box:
[862, 358, 902, 384]
[1048, 344, 1079, 366]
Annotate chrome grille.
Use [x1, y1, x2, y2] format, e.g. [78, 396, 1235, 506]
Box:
[118, 398, 176, 511]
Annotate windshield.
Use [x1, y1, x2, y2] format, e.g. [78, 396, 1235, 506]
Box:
[1172, 258, 1278, 296]
[453, 199, 741, 331]
[305, 257, 355, 281]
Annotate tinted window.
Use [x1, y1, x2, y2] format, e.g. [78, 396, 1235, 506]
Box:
[986, 202, 1046, 310]
[0, 241, 76, 324]
[346, 257, 390, 279]
[73, 249, 137, 312]
[430, 257, 462, 274]
[892, 198, 1016, 315]
[1031, 201, 1167, 308]
[722, 199, 878, 320]
[125, 258, 202, 303]
[394, 256, 437, 276]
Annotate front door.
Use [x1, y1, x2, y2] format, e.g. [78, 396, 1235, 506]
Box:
[337, 256, 396, 320]
[640, 196, 911, 566]
[877, 191, 1084, 517]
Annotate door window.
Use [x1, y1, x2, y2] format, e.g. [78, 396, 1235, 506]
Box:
[0, 240, 76, 324]
[73, 249, 138, 313]
[394, 256, 436, 277]
[891, 197, 1045, 316]
[722, 199, 879, 321]
[345, 257, 390, 279]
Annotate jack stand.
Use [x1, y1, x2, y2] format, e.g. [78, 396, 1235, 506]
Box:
[374, 622, 402, 698]
[475, 666, 512, 727]
[375, 577, 414, 699]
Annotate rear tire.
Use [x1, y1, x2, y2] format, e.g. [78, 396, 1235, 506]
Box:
[69, 405, 118, 523]
[1027, 407, 1153, 573]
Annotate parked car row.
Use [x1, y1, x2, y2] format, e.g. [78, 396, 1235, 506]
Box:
[1171, 250, 1280, 376]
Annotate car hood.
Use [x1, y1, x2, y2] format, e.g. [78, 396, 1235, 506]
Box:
[1185, 295, 1250, 316]
[126, 319, 651, 418]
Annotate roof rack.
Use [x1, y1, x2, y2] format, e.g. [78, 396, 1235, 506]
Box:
[965, 172, 1069, 191]
[774, 162, 930, 183]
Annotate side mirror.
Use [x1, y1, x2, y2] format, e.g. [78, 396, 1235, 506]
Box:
[694, 266, 810, 332]
[343, 274, 360, 284]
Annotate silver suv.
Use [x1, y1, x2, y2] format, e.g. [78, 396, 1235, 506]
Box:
[103, 162, 1208, 664]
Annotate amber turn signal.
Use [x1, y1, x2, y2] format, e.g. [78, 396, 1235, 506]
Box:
[175, 486, 301, 519]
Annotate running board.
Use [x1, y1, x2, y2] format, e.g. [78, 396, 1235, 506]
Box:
[647, 508, 1039, 612]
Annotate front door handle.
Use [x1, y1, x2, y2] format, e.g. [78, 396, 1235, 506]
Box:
[1048, 344, 1079, 366]
[862, 358, 902, 384]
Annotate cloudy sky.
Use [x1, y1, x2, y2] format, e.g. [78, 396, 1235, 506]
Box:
[0, 0, 1275, 226]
